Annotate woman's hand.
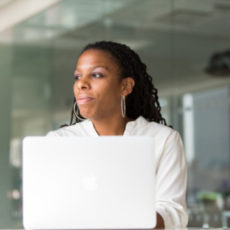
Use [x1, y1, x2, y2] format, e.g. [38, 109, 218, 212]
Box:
[154, 212, 165, 229]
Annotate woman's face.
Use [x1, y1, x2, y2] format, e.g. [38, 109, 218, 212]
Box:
[73, 49, 130, 121]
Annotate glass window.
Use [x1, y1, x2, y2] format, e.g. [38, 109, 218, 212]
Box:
[0, 0, 230, 228]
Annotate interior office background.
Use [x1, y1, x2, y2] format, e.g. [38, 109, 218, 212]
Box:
[0, 0, 230, 228]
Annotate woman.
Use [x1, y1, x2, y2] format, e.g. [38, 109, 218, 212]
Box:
[47, 41, 188, 228]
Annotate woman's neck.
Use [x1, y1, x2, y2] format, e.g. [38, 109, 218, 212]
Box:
[90, 116, 133, 136]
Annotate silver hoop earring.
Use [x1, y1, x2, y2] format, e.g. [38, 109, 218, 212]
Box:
[121, 96, 126, 118]
[73, 102, 85, 121]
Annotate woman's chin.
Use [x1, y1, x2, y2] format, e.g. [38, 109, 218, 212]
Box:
[79, 111, 94, 120]
[80, 113, 101, 121]
[79, 113, 89, 119]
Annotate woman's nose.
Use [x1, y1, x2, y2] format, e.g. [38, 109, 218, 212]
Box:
[76, 77, 90, 90]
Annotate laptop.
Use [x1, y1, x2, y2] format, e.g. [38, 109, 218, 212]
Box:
[22, 136, 156, 229]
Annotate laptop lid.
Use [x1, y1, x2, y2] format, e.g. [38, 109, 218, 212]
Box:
[22, 136, 156, 229]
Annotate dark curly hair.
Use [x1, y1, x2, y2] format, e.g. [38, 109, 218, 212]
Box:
[69, 40, 167, 126]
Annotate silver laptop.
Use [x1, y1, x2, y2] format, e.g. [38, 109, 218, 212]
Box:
[22, 136, 156, 229]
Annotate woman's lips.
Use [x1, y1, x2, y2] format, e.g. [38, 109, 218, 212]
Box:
[77, 96, 94, 105]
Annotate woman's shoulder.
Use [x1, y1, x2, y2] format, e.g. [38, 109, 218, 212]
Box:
[46, 119, 92, 137]
[132, 117, 184, 159]
[133, 116, 177, 138]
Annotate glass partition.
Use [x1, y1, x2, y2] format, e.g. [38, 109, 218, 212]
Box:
[0, 0, 230, 228]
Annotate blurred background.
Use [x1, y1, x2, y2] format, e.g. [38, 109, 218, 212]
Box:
[0, 0, 230, 228]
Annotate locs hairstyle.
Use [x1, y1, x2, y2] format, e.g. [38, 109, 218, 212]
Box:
[69, 40, 167, 126]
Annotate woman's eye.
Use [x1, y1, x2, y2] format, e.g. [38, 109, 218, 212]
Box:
[74, 75, 81, 81]
[92, 73, 103, 78]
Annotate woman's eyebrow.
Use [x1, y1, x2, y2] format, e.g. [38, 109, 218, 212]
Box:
[75, 65, 109, 72]
[93, 65, 109, 70]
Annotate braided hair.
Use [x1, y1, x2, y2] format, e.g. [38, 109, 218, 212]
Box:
[69, 40, 167, 126]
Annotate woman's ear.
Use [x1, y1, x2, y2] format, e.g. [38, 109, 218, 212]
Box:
[121, 77, 135, 96]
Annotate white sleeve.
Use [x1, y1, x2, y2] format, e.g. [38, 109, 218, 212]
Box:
[155, 130, 188, 228]
[46, 131, 59, 136]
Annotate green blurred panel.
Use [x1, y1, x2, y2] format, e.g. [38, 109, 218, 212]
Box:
[0, 44, 13, 227]
[0, 42, 54, 228]
[11, 44, 53, 138]
[12, 45, 53, 77]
